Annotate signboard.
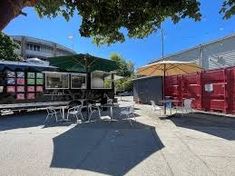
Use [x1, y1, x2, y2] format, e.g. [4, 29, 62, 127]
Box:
[6, 71, 15, 77]
[27, 79, 35, 85]
[7, 86, 15, 93]
[7, 78, 15, 85]
[16, 94, 25, 100]
[36, 86, 43, 92]
[205, 84, 213, 92]
[27, 93, 35, 99]
[36, 79, 43, 85]
[27, 86, 35, 92]
[27, 72, 35, 78]
[17, 72, 25, 78]
[36, 73, 43, 79]
[17, 78, 25, 85]
[17, 86, 25, 92]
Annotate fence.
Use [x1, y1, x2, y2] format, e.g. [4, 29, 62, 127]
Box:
[165, 66, 235, 114]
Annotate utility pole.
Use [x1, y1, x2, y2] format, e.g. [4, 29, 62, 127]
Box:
[161, 27, 164, 59]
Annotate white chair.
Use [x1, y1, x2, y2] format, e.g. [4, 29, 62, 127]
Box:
[120, 105, 136, 126]
[44, 106, 61, 123]
[107, 98, 113, 105]
[183, 99, 193, 113]
[150, 100, 162, 115]
[88, 104, 101, 122]
[175, 99, 193, 116]
[67, 105, 84, 123]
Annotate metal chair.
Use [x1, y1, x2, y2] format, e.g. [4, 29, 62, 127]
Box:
[88, 104, 101, 122]
[183, 99, 193, 113]
[175, 99, 193, 117]
[150, 100, 162, 115]
[67, 105, 84, 123]
[119, 105, 136, 126]
[44, 106, 61, 123]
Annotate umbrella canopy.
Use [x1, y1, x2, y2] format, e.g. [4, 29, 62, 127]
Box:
[137, 60, 202, 76]
[137, 60, 202, 114]
[48, 54, 119, 73]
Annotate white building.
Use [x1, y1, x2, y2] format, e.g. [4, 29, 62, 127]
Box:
[151, 33, 235, 70]
[11, 35, 76, 60]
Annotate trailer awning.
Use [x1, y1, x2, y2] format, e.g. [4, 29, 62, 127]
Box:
[47, 54, 119, 73]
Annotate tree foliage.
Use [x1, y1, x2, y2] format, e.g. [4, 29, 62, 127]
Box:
[110, 53, 134, 77]
[110, 53, 134, 92]
[0, 32, 20, 61]
[1, 0, 235, 45]
[220, 0, 235, 19]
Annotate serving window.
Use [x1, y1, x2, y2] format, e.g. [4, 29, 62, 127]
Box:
[71, 73, 87, 89]
[45, 72, 69, 89]
[91, 71, 112, 89]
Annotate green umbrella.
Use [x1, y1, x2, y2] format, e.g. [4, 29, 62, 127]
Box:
[47, 54, 119, 73]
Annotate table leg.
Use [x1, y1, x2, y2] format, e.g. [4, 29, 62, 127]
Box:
[62, 108, 65, 120]
[110, 106, 113, 120]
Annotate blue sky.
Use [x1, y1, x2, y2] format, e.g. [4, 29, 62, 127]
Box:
[3, 0, 235, 68]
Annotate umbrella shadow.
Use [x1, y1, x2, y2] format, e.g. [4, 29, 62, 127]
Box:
[164, 112, 235, 140]
[50, 120, 164, 175]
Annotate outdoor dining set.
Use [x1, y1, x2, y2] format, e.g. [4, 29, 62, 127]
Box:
[150, 97, 194, 116]
[44, 98, 136, 125]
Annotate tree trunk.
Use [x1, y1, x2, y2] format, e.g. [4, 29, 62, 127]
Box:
[0, 0, 39, 31]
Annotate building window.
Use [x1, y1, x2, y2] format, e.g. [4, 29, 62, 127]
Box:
[27, 43, 40, 51]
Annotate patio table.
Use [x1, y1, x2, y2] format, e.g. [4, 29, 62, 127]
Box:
[159, 100, 181, 115]
[52, 106, 69, 122]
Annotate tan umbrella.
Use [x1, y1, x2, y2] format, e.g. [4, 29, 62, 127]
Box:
[137, 60, 202, 76]
[137, 60, 203, 114]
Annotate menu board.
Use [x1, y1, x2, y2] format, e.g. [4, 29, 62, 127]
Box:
[27, 72, 35, 78]
[27, 86, 35, 92]
[7, 78, 15, 85]
[27, 79, 35, 85]
[17, 78, 25, 85]
[7, 86, 15, 93]
[36, 73, 43, 79]
[17, 72, 25, 78]
[27, 93, 35, 99]
[36, 79, 43, 85]
[36, 86, 43, 92]
[16, 94, 25, 100]
[17, 86, 25, 92]
[6, 71, 15, 78]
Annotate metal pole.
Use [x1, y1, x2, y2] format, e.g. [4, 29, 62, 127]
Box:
[161, 27, 164, 58]
[163, 64, 166, 114]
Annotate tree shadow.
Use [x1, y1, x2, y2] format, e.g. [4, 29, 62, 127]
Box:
[50, 120, 164, 175]
[164, 112, 235, 140]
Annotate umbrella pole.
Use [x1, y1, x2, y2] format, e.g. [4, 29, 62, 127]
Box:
[163, 64, 166, 114]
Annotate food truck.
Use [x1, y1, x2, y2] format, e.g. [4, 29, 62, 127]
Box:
[0, 54, 118, 113]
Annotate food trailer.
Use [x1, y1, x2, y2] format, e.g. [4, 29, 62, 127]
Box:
[0, 54, 118, 113]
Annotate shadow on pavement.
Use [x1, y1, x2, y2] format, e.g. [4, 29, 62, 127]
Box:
[164, 112, 235, 140]
[0, 111, 46, 132]
[50, 120, 164, 175]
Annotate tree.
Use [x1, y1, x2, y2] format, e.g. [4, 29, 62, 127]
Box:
[0, 32, 20, 61]
[110, 53, 134, 92]
[0, 1, 235, 45]
[110, 53, 134, 77]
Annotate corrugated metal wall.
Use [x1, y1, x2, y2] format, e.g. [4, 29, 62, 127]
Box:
[133, 76, 162, 105]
